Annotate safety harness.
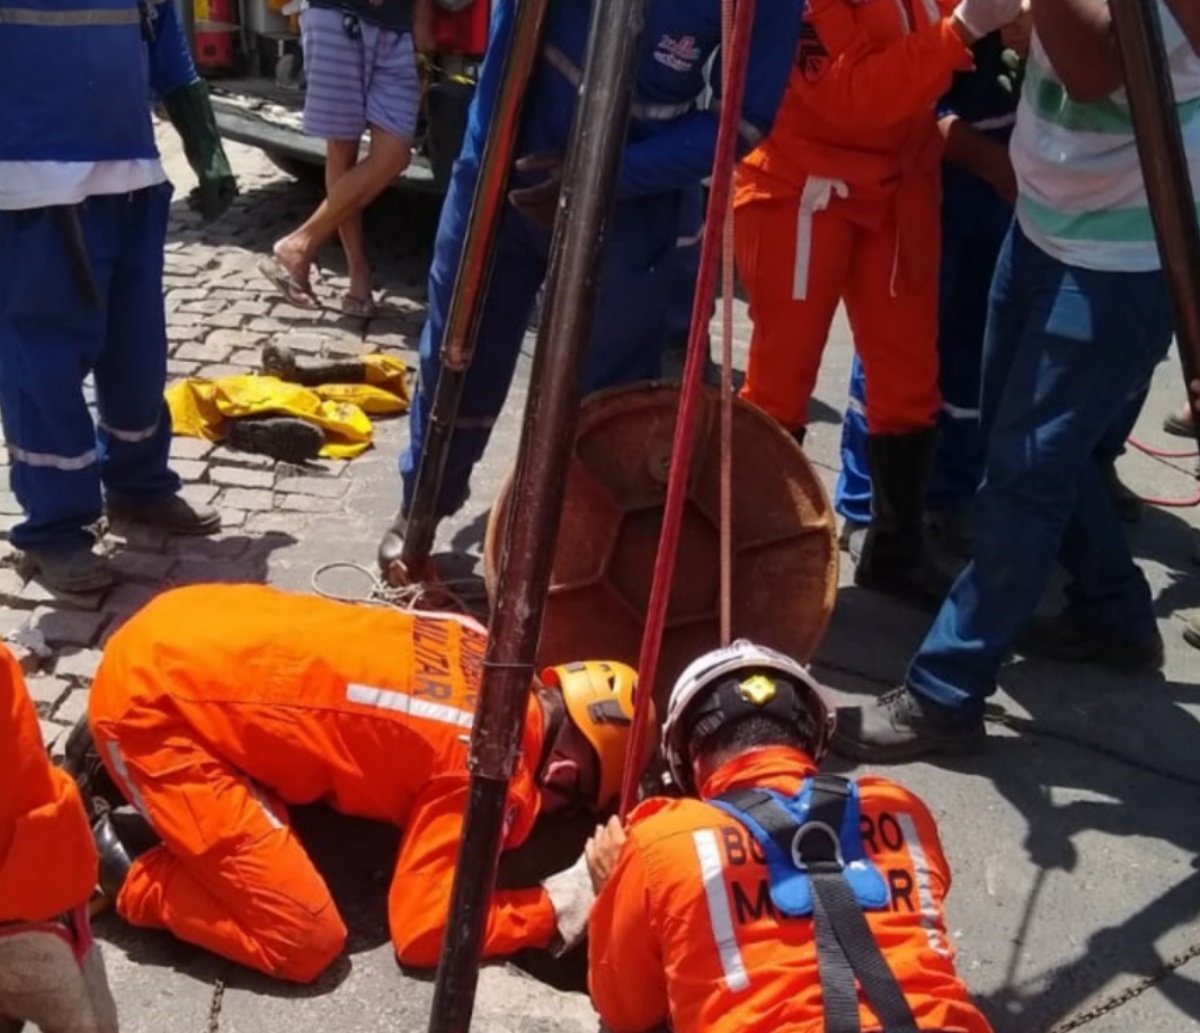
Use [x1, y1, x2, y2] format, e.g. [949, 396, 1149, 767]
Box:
[712, 775, 920, 1033]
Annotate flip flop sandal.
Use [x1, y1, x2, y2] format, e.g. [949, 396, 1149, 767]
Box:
[1163, 409, 1195, 437]
[258, 255, 320, 309]
[341, 293, 378, 320]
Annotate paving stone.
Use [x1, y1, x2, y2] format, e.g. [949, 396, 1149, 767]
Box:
[166, 323, 206, 343]
[178, 483, 219, 507]
[55, 648, 103, 681]
[176, 341, 226, 363]
[208, 446, 276, 470]
[199, 363, 251, 379]
[0, 605, 29, 638]
[166, 287, 207, 304]
[169, 533, 251, 561]
[206, 310, 249, 330]
[247, 317, 289, 333]
[38, 719, 68, 755]
[103, 581, 164, 617]
[166, 358, 200, 376]
[275, 493, 343, 514]
[169, 436, 214, 460]
[110, 549, 176, 583]
[276, 332, 327, 354]
[210, 465, 274, 489]
[26, 607, 109, 648]
[106, 520, 171, 552]
[26, 674, 69, 714]
[230, 348, 264, 367]
[243, 510, 311, 536]
[165, 310, 197, 327]
[177, 299, 225, 316]
[19, 578, 104, 612]
[322, 335, 373, 356]
[218, 488, 275, 511]
[207, 328, 265, 350]
[230, 299, 271, 317]
[0, 565, 29, 607]
[0, 514, 19, 539]
[275, 475, 349, 499]
[0, 490, 23, 515]
[170, 559, 257, 585]
[272, 302, 320, 321]
[219, 508, 247, 529]
[172, 459, 208, 482]
[52, 688, 90, 726]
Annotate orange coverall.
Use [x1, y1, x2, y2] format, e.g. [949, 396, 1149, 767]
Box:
[734, 0, 974, 434]
[89, 584, 556, 983]
[0, 644, 98, 924]
[589, 746, 993, 1033]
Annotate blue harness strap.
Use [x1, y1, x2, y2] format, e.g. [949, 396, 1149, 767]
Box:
[715, 775, 920, 1033]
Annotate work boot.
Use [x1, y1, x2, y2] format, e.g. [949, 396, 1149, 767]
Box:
[262, 341, 369, 387]
[19, 544, 114, 593]
[226, 415, 325, 464]
[832, 686, 985, 762]
[855, 430, 953, 610]
[62, 717, 121, 810]
[1183, 610, 1200, 650]
[1018, 611, 1165, 672]
[1105, 462, 1143, 523]
[107, 492, 221, 536]
[91, 804, 134, 900]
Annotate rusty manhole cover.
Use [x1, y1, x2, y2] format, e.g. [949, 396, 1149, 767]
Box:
[485, 382, 838, 710]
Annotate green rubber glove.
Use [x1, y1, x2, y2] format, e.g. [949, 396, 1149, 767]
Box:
[163, 79, 239, 222]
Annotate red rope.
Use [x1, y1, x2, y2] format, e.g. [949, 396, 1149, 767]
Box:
[618, 0, 758, 819]
[718, 0, 736, 648]
[1125, 435, 1200, 507]
[1127, 435, 1199, 460]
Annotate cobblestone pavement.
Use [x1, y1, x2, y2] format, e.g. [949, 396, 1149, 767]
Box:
[6, 127, 1200, 1033]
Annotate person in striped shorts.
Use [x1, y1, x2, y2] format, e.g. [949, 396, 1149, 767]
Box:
[263, 0, 433, 317]
[837, 0, 1200, 760]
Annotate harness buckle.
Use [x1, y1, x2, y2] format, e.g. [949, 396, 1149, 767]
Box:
[790, 820, 845, 874]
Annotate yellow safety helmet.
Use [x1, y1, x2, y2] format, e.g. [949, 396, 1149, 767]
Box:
[540, 660, 652, 811]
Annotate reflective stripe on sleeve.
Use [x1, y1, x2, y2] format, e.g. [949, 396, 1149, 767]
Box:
[543, 45, 697, 122]
[345, 683, 474, 729]
[7, 443, 98, 471]
[896, 812, 952, 958]
[691, 829, 751, 992]
[103, 741, 152, 820]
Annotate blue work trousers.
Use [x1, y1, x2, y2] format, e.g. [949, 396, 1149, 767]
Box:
[907, 223, 1174, 713]
[0, 184, 179, 550]
[400, 154, 680, 517]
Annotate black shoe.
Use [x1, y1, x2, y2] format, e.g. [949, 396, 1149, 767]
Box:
[62, 717, 122, 809]
[107, 493, 221, 536]
[91, 805, 133, 899]
[225, 415, 325, 464]
[1105, 463, 1143, 524]
[926, 505, 975, 559]
[832, 687, 985, 762]
[855, 430, 953, 611]
[1018, 612, 1165, 672]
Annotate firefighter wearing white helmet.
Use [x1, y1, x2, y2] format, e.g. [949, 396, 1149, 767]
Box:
[584, 640, 993, 1033]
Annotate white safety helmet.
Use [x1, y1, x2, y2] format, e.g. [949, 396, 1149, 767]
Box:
[661, 640, 836, 793]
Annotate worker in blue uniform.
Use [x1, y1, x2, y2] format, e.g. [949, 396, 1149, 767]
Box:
[0, 0, 220, 594]
[379, 0, 801, 572]
[833, 29, 1019, 563]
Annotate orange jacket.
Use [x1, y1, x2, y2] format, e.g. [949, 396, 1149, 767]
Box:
[736, 0, 972, 205]
[89, 584, 556, 967]
[588, 747, 993, 1033]
[0, 644, 98, 923]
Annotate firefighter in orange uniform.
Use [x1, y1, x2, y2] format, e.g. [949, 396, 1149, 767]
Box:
[0, 644, 119, 1033]
[586, 641, 992, 1033]
[68, 583, 649, 983]
[733, 0, 1023, 606]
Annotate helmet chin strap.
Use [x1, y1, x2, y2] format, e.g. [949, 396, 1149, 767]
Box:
[534, 687, 569, 778]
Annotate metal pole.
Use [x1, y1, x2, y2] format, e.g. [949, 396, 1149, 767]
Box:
[394, 0, 554, 580]
[1110, 0, 1200, 450]
[424, 0, 648, 1029]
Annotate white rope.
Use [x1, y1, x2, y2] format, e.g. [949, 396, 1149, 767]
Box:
[309, 561, 486, 614]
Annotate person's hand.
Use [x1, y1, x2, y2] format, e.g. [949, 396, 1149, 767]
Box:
[585, 815, 627, 894]
[508, 152, 565, 229]
[952, 0, 1025, 43]
[1000, 0, 1033, 57]
[412, 1, 436, 57]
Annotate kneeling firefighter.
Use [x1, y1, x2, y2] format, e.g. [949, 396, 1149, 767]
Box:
[0, 644, 119, 1033]
[586, 641, 993, 1033]
[66, 584, 652, 983]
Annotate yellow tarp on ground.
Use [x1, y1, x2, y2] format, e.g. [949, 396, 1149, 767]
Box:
[166, 355, 410, 460]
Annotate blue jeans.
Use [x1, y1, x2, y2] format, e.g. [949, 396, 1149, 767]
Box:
[907, 223, 1174, 714]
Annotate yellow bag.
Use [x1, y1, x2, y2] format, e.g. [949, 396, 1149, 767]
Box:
[166, 369, 407, 460]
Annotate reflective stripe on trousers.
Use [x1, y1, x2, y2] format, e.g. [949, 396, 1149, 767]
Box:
[792, 177, 848, 301]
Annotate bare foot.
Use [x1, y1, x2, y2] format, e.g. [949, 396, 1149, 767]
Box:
[272, 239, 312, 292]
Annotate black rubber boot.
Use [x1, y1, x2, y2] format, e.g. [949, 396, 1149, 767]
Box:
[225, 416, 325, 464]
[262, 342, 369, 387]
[62, 718, 121, 809]
[855, 429, 952, 610]
[91, 807, 134, 900]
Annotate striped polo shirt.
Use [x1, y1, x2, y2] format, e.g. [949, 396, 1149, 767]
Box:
[1010, 2, 1200, 271]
